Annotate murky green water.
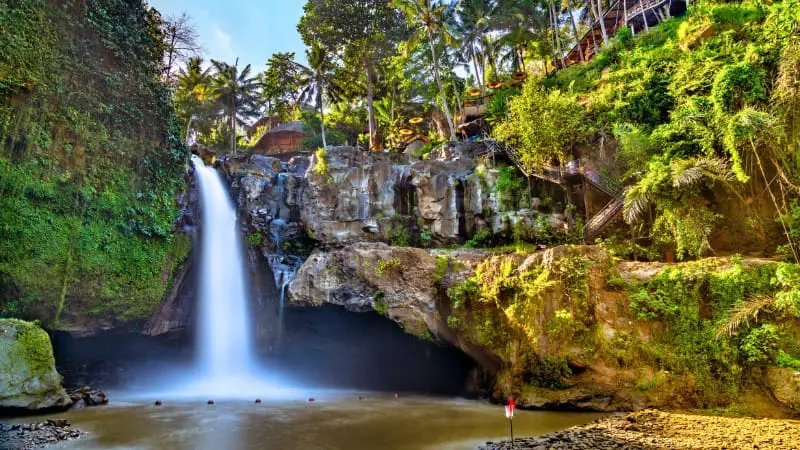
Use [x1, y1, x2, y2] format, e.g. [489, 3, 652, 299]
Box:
[8, 394, 603, 450]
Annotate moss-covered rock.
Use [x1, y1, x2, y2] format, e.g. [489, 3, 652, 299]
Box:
[0, 319, 71, 411]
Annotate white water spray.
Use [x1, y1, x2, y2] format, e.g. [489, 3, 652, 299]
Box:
[158, 156, 298, 399]
[193, 155, 254, 379]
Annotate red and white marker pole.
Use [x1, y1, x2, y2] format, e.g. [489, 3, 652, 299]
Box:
[505, 397, 516, 448]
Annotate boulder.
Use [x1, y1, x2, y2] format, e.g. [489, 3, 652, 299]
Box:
[67, 386, 108, 409]
[766, 367, 800, 411]
[0, 319, 71, 411]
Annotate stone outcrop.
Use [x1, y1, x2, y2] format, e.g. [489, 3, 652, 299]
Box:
[0, 319, 71, 411]
[227, 146, 563, 252]
[287, 242, 500, 372]
[767, 367, 800, 411]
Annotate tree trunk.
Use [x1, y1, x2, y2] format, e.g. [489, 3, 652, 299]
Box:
[597, 0, 610, 45]
[568, 6, 586, 61]
[319, 77, 327, 149]
[185, 116, 193, 145]
[471, 46, 485, 96]
[231, 96, 237, 155]
[549, 0, 567, 69]
[427, 27, 457, 141]
[365, 62, 378, 150]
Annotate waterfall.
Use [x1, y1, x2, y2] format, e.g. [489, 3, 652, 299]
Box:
[192, 155, 255, 379]
[171, 156, 296, 399]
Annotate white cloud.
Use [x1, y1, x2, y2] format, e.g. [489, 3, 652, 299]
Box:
[210, 24, 235, 60]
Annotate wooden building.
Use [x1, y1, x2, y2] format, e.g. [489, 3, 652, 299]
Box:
[251, 121, 307, 155]
[563, 0, 687, 66]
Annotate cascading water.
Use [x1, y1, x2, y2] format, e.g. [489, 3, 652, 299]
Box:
[159, 156, 297, 399]
[192, 155, 254, 379]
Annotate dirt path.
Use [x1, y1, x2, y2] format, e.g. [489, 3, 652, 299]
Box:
[480, 409, 800, 449]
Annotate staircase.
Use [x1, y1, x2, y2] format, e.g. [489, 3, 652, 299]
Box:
[582, 170, 625, 241]
[481, 140, 626, 242]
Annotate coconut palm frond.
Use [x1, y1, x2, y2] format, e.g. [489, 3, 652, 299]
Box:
[671, 157, 736, 188]
[623, 189, 651, 224]
[716, 295, 776, 339]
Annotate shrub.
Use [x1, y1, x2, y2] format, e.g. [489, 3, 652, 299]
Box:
[375, 257, 401, 278]
[246, 231, 263, 246]
[711, 63, 766, 115]
[739, 324, 779, 366]
[374, 300, 388, 315]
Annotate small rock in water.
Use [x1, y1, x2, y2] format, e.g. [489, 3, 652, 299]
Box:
[154, 400, 162, 406]
[255, 399, 261, 404]
[207, 400, 214, 405]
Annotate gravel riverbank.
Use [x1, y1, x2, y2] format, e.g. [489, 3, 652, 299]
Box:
[0, 419, 82, 450]
[480, 409, 800, 449]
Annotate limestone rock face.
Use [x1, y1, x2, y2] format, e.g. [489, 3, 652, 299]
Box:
[0, 319, 71, 411]
[229, 146, 563, 250]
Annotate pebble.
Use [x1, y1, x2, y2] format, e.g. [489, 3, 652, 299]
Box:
[0, 420, 83, 449]
[479, 409, 800, 450]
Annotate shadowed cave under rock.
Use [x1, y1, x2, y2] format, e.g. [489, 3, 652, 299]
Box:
[51, 305, 481, 396]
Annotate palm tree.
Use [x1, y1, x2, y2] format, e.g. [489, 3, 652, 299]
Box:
[209, 59, 261, 155]
[454, 0, 503, 94]
[174, 57, 213, 143]
[395, 0, 458, 141]
[293, 44, 343, 149]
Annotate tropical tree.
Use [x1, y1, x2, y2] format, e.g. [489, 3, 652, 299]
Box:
[174, 57, 213, 143]
[395, 0, 458, 141]
[299, 0, 408, 150]
[454, 0, 503, 93]
[209, 59, 261, 154]
[294, 44, 343, 149]
[262, 52, 304, 121]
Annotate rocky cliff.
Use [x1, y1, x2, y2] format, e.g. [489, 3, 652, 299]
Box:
[226, 146, 564, 278]
[287, 241, 798, 415]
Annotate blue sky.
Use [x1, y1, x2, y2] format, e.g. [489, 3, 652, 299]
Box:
[147, 0, 308, 71]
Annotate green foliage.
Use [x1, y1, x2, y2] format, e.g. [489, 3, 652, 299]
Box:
[628, 259, 789, 405]
[388, 225, 410, 247]
[313, 148, 330, 179]
[375, 257, 401, 278]
[0, 0, 188, 326]
[485, 88, 520, 124]
[374, 299, 389, 315]
[493, 82, 584, 170]
[739, 324, 779, 366]
[711, 63, 766, 116]
[528, 355, 572, 390]
[493, 166, 525, 210]
[777, 350, 800, 370]
[247, 232, 263, 247]
[465, 228, 493, 248]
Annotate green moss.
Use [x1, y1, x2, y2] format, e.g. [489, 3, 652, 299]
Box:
[1, 319, 56, 379]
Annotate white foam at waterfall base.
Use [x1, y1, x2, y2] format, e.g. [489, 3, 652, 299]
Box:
[147, 156, 301, 400]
